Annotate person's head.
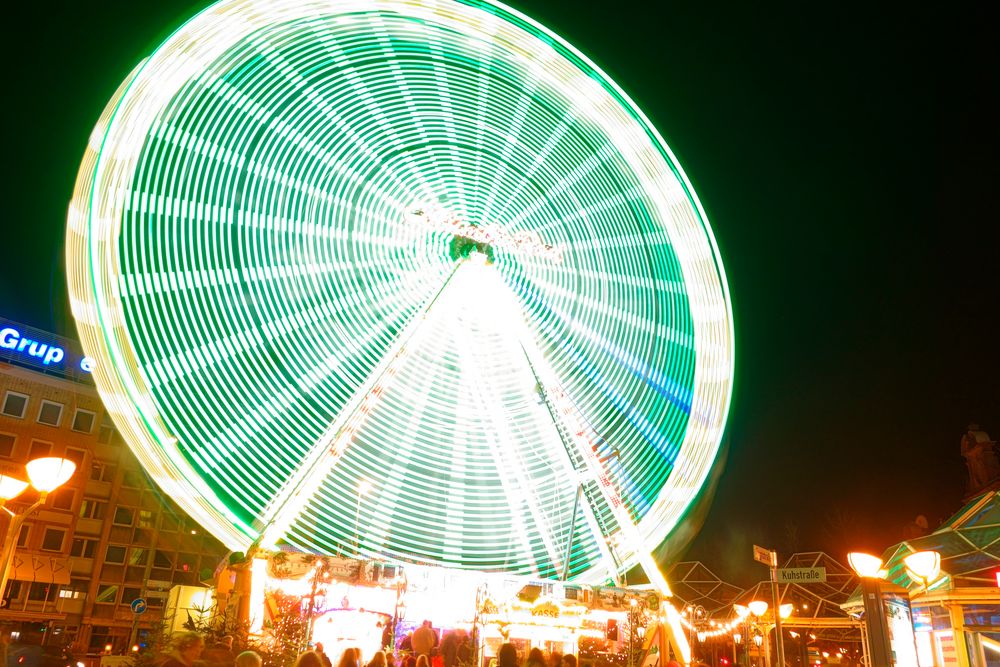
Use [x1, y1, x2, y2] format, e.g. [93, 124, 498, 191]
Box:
[316, 644, 326, 655]
[173, 632, 205, 665]
[422, 621, 432, 629]
[236, 651, 263, 667]
[337, 649, 360, 667]
[416, 656, 429, 667]
[386, 654, 396, 667]
[561, 655, 577, 667]
[548, 652, 562, 667]
[296, 651, 325, 667]
[497, 644, 518, 667]
[526, 649, 545, 667]
[369, 652, 387, 667]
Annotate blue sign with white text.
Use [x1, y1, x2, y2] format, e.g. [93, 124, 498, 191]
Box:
[0, 317, 94, 376]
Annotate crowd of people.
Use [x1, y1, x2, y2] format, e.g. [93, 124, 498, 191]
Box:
[156, 625, 584, 667]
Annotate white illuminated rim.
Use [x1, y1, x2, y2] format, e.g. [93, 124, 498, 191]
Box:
[67, 0, 734, 582]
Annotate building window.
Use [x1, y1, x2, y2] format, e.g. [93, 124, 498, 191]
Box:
[90, 461, 116, 482]
[58, 580, 87, 599]
[97, 413, 115, 445]
[128, 548, 148, 566]
[28, 440, 52, 459]
[16, 525, 29, 548]
[95, 584, 118, 604]
[0, 433, 15, 458]
[1, 392, 28, 418]
[121, 587, 141, 607]
[113, 507, 135, 526]
[122, 470, 144, 488]
[71, 409, 96, 433]
[37, 400, 63, 427]
[65, 447, 86, 466]
[153, 550, 174, 569]
[41, 528, 66, 552]
[177, 553, 198, 573]
[70, 538, 98, 558]
[79, 498, 107, 520]
[88, 626, 111, 653]
[104, 545, 127, 564]
[52, 487, 75, 511]
[160, 514, 179, 532]
[28, 582, 58, 602]
[138, 510, 156, 529]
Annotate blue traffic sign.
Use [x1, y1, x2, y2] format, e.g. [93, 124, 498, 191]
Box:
[130, 598, 148, 614]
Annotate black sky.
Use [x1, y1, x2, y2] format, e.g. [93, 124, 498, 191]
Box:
[1, 1, 995, 586]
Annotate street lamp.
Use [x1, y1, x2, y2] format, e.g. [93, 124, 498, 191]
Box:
[903, 551, 941, 591]
[745, 601, 792, 667]
[0, 457, 77, 601]
[847, 552, 892, 667]
[684, 604, 708, 665]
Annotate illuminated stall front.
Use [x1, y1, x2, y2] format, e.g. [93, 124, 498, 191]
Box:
[233, 552, 667, 667]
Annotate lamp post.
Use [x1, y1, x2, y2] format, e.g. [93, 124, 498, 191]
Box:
[685, 604, 707, 665]
[743, 600, 792, 667]
[847, 552, 892, 667]
[0, 457, 77, 601]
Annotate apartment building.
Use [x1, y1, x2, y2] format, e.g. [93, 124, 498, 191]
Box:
[0, 317, 227, 654]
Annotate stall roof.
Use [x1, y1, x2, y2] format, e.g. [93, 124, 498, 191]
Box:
[879, 490, 1000, 592]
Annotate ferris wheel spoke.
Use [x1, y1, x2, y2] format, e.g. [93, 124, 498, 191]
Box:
[255, 261, 465, 548]
[450, 318, 561, 577]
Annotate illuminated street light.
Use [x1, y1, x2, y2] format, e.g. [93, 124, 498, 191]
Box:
[748, 600, 769, 617]
[0, 475, 29, 501]
[848, 551, 893, 667]
[0, 457, 77, 600]
[847, 552, 887, 579]
[903, 551, 942, 591]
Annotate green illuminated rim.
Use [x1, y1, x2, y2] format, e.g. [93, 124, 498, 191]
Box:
[67, 0, 734, 581]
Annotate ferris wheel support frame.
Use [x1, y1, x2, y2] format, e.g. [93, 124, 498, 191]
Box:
[256, 261, 464, 549]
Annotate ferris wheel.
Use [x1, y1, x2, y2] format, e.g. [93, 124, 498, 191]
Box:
[67, 0, 734, 586]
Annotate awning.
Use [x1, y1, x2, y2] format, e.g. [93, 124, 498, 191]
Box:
[10, 554, 71, 584]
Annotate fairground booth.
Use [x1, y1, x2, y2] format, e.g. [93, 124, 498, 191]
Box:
[207, 552, 675, 667]
[843, 491, 1000, 667]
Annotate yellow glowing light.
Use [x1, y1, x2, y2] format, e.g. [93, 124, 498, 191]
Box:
[25, 457, 76, 493]
[748, 600, 769, 616]
[903, 551, 941, 585]
[848, 552, 886, 579]
[734, 604, 750, 618]
[779, 603, 793, 619]
[0, 474, 29, 501]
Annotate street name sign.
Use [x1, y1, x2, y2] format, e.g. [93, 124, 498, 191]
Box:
[753, 545, 774, 566]
[776, 567, 827, 584]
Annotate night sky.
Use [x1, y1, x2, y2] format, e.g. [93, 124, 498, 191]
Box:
[1, 1, 994, 586]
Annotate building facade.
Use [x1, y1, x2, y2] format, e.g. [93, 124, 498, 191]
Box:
[1, 317, 228, 655]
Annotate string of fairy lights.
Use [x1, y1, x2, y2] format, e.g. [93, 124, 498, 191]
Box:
[67, 0, 734, 582]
